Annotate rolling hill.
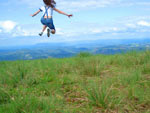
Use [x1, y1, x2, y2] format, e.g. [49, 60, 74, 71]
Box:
[0, 51, 150, 112]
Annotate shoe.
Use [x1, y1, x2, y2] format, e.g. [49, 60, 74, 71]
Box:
[47, 29, 50, 37]
[39, 32, 43, 36]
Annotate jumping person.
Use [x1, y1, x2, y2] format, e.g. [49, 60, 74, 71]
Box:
[31, 0, 73, 37]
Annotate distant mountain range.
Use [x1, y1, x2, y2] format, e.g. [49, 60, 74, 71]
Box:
[0, 38, 150, 61]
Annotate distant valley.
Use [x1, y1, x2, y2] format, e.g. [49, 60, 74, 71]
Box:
[0, 38, 150, 61]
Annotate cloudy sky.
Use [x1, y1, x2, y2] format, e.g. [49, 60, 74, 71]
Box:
[1, 0, 150, 46]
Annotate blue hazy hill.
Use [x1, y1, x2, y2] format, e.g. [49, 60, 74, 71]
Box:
[0, 38, 150, 61]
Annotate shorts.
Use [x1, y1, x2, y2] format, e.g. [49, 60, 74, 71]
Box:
[41, 17, 55, 30]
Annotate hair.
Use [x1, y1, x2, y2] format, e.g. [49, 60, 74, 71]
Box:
[43, 0, 56, 8]
[52, 0, 56, 4]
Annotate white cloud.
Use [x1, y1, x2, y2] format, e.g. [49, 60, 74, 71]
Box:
[89, 27, 119, 34]
[0, 20, 17, 32]
[137, 21, 150, 27]
[10, 0, 123, 11]
[135, 2, 150, 6]
[78, 16, 150, 37]
[19, 0, 43, 8]
[125, 23, 137, 28]
[0, 20, 42, 37]
[2, 16, 150, 39]
[55, 28, 65, 35]
[56, 0, 121, 11]
[14, 0, 150, 12]
[12, 26, 41, 37]
[90, 28, 102, 33]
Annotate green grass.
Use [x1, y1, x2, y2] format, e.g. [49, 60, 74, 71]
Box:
[0, 51, 150, 113]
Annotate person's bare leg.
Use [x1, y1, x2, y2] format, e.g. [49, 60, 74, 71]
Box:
[39, 25, 47, 36]
[42, 25, 47, 32]
[51, 29, 56, 34]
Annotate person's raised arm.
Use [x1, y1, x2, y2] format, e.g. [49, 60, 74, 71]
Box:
[30, 10, 41, 17]
[54, 8, 73, 18]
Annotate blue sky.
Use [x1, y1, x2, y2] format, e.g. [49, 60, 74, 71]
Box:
[1, 0, 150, 46]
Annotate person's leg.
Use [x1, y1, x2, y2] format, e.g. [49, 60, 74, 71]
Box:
[47, 18, 56, 35]
[39, 25, 47, 36]
[47, 28, 55, 37]
[51, 29, 56, 34]
[47, 28, 50, 37]
[39, 17, 47, 36]
[42, 25, 47, 32]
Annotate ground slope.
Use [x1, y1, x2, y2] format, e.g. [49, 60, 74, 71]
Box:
[0, 51, 150, 113]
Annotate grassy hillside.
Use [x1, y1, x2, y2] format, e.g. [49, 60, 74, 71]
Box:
[0, 51, 150, 113]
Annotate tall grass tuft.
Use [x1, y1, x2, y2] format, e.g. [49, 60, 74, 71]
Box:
[0, 88, 11, 105]
[75, 57, 105, 76]
[85, 79, 123, 110]
[77, 52, 93, 58]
